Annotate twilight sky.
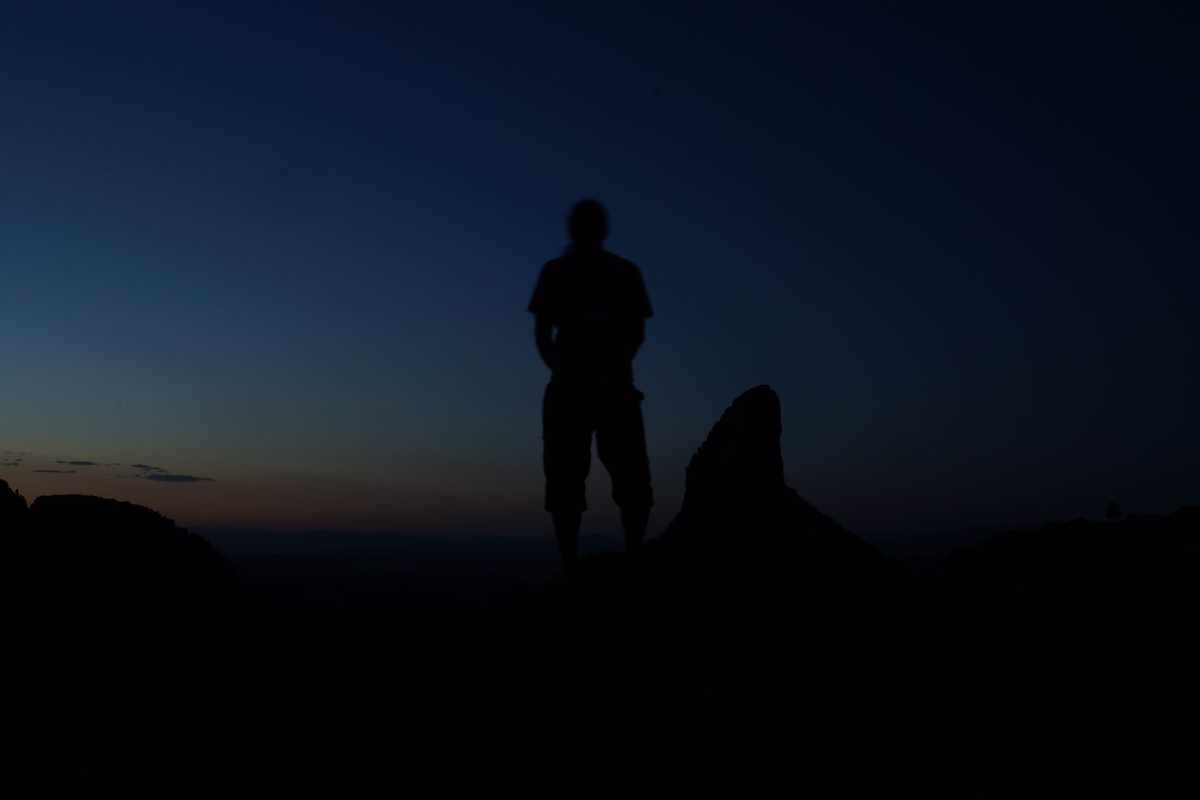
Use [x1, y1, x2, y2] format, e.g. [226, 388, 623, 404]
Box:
[2, 2, 1197, 535]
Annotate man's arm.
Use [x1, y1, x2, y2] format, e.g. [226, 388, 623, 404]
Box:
[626, 318, 645, 361]
[535, 315, 557, 371]
[625, 260, 650, 361]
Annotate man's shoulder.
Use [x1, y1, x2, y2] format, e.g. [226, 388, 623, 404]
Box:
[535, 256, 571, 289]
[541, 253, 583, 279]
[542, 249, 641, 277]
[602, 250, 636, 267]
[596, 251, 642, 278]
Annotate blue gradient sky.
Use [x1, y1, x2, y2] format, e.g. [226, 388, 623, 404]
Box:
[2, 2, 1197, 534]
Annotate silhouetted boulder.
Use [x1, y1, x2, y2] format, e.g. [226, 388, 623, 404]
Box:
[0, 478, 27, 529]
[682, 384, 788, 506]
[926, 508, 1200, 792]
[29, 493, 234, 595]
[650, 385, 888, 599]
[945, 508, 1200, 623]
[0, 488, 242, 763]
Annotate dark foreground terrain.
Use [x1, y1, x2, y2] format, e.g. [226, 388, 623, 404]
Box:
[2, 387, 1198, 797]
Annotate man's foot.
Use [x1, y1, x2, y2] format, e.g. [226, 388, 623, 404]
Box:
[552, 510, 582, 573]
[621, 506, 649, 561]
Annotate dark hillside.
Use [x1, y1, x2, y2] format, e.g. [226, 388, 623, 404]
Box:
[1, 392, 1197, 795]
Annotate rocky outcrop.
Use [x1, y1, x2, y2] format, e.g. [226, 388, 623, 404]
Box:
[679, 384, 789, 509]
[29, 493, 234, 595]
[500, 386, 910, 781]
[651, 385, 886, 593]
[1, 486, 239, 761]
[0, 478, 28, 529]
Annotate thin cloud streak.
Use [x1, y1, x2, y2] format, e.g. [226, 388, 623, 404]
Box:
[142, 473, 215, 483]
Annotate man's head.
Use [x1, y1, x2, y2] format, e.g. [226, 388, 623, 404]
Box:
[567, 199, 609, 247]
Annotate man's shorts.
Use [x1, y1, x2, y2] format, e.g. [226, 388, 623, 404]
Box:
[541, 378, 653, 514]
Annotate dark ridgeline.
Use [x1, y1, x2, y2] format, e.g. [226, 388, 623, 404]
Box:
[0, 484, 256, 767]
[1, 388, 1199, 794]
[935, 503, 1200, 793]
[28, 494, 234, 594]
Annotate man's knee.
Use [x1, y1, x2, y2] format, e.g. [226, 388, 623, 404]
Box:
[612, 481, 653, 513]
[545, 480, 587, 513]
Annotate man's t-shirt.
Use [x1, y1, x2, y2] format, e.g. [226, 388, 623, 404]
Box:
[528, 248, 653, 383]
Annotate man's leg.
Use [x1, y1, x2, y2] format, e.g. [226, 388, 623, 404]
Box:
[620, 506, 650, 559]
[597, 385, 653, 560]
[552, 510, 582, 568]
[543, 380, 591, 572]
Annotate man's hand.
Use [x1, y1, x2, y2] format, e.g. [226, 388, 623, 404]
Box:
[626, 318, 645, 361]
[534, 315, 557, 372]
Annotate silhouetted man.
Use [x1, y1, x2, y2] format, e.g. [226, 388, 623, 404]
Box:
[529, 199, 654, 570]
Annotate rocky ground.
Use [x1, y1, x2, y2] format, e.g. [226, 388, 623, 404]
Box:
[2, 386, 1198, 797]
